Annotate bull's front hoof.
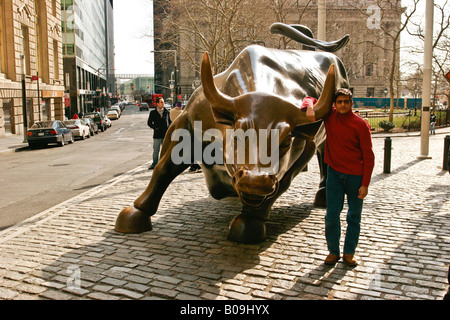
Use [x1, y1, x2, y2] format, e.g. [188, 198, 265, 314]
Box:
[314, 187, 327, 208]
[227, 215, 266, 244]
[115, 206, 152, 233]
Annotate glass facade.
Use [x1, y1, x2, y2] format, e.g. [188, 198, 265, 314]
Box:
[61, 0, 115, 116]
[62, 0, 106, 70]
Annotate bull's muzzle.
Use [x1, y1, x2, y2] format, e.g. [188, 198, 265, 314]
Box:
[232, 169, 279, 207]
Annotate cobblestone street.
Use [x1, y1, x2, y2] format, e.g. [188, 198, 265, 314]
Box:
[0, 132, 449, 302]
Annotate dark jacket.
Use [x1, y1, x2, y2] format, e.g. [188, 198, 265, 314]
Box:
[147, 108, 172, 139]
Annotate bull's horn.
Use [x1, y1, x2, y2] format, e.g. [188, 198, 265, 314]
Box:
[201, 52, 235, 115]
[313, 64, 336, 120]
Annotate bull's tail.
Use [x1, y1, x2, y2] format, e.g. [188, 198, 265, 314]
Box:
[270, 23, 349, 52]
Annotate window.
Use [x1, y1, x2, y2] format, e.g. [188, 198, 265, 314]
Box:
[52, 0, 57, 16]
[0, 0, 4, 73]
[365, 63, 374, 77]
[366, 87, 375, 98]
[53, 40, 60, 79]
[20, 26, 31, 75]
[63, 44, 75, 55]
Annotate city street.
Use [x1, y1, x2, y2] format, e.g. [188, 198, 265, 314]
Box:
[0, 105, 152, 230]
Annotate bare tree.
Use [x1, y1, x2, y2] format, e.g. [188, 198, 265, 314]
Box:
[406, 0, 450, 108]
[346, 0, 419, 122]
[157, 0, 271, 74]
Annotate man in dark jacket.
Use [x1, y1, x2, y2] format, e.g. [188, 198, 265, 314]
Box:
[147, 97, 172, 169]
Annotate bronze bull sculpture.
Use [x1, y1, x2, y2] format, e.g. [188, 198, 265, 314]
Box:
[115, 24, 350, 243]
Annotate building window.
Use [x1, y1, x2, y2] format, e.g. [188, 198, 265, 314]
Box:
[366, 87, 375, 98]
[20, 26, 31, 75]
[54, 40, 59, 80]
[0, 0, 4, 74]
[52, 0, 57, 16]
[365, 63, 374, 77]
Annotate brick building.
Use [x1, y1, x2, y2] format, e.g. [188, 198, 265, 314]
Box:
[0, 0, 65, 137]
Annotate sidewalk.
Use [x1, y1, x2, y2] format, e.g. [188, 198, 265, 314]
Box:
[0, 127, 449, 301]
[0, 133, 29, 155]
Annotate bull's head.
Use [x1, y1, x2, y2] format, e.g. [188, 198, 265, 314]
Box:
[201, 52, 335, 208]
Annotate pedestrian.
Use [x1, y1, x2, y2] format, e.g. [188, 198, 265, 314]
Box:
[430, 110, 436, 135]
[302, 88, 375, 266]
[147, 97, 172, 170]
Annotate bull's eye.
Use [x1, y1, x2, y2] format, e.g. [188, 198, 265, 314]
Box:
[280, 135, 292, 151]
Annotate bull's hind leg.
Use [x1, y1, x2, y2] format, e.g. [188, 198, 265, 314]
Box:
[115, 117, 191, 233]
[314, 142, 327, 208]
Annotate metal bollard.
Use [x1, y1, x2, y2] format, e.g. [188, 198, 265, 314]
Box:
[383, 137, 392, 174]
[444, 135, 450, 171]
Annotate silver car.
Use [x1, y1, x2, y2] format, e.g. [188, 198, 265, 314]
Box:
[63, 119, 90, 140]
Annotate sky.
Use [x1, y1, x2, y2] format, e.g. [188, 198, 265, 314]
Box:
[113, 0, 154, 76]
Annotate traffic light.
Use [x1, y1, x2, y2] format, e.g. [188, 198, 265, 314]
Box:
[131, 83, 134, 90]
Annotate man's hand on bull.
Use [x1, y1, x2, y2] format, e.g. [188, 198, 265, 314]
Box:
[306, 105, 316, 122]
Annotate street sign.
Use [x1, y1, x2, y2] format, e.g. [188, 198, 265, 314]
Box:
[31, 75, 39, 81]
[64, 93, 70, 107]
[445, 70, 450, 83]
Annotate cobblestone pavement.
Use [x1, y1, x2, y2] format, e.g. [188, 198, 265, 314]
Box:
[0, 132, 449, 301]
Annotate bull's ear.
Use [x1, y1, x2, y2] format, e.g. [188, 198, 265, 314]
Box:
[292, 120, 323, 140]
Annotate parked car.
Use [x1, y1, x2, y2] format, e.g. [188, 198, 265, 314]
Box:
[82, 117, 99, 136]
[84, 112, 107, 132]
[139, 102, 149, 111]
[63, 119, 90, 140]
[107, 110, 119, 120]
[110, 105, 121, 117]
[103, 115, 112, 128]
[27, 120, 74, 148]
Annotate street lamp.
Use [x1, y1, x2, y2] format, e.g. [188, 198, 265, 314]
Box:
[384, 88, 388, 112]
[151, 49, 177, 105]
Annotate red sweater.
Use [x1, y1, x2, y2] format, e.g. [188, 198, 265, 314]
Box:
[301, 97, 375, 186]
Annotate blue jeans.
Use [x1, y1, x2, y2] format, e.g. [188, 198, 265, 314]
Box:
[325, 167, 364, 256]
[152, 138, 163, 167]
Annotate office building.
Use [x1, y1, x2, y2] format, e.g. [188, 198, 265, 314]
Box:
[62, 0, 115, 116]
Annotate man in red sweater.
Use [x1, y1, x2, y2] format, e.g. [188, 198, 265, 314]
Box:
[303, 88, 375, 266]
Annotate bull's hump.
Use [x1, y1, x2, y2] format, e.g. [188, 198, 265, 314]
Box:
[220, 45, 334, 103]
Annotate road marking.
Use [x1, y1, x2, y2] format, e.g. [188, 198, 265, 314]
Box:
[114, 128, 125, 135]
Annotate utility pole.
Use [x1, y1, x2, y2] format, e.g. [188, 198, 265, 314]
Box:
[21, 55, 28, 143]
[318, 0, 326, 41]
[419, 0, 434, 159]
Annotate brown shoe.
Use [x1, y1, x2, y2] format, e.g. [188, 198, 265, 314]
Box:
[324, 253, 340, 265]
[343, 253, 358, 266]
